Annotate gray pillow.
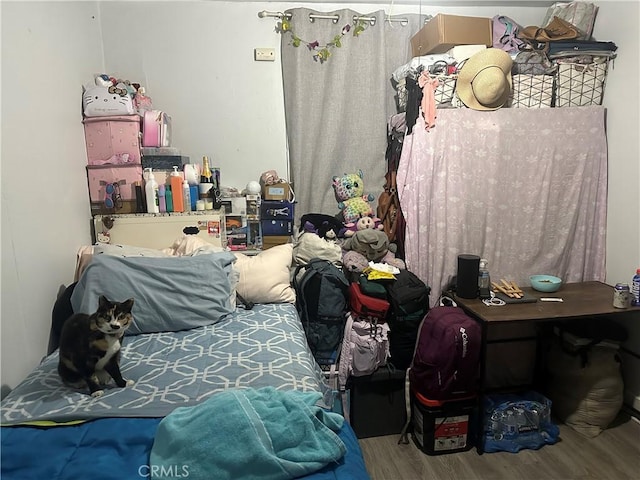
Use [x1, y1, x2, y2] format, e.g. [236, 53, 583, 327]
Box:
[71, 253, 236, 335]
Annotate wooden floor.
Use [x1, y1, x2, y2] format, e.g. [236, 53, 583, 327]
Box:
[358, 413, 640, 480]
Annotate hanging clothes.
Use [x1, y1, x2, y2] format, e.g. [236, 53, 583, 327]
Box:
[378, 113, 407, 260]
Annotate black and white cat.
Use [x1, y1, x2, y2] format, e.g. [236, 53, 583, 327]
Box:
[58, 295, 135, 397]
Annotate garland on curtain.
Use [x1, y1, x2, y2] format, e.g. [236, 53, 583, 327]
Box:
[276, 17, 369, 63]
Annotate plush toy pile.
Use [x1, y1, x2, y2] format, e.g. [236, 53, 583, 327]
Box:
[332, 170, 375, 224]
[340, 218, 405, 274]
[293, 169, 406, 274]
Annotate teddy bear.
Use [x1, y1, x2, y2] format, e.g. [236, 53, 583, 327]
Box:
[341, 228, 406, 273]
[342, 215, 384, 238]
[332, 169, 375, 224]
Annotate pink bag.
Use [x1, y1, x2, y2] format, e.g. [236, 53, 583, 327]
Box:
[83, 115, 141, 165]
[492, 15, 526, 53]
[142, 110, 172, 147]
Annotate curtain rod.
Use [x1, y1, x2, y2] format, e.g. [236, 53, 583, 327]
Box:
[257, 10, 412, 26]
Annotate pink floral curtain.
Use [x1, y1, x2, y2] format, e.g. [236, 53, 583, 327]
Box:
[397, 106, 608, 304]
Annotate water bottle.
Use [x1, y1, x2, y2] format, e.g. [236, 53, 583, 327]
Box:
[478, 258, 491, 299]
[504, 409, 518, 437]
[632, 268, 640, 307]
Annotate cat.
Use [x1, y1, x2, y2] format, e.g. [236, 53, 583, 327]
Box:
[58, 295, 135, 397]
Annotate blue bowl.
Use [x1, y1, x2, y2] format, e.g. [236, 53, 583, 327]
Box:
[530, 275, 562, 293]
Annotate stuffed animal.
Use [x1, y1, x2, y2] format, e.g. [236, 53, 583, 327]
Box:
[341, 228, 406, 273]
[299, 213, 345, 240]
[332, 170, 375, 224]
[343, 216, 384, 237]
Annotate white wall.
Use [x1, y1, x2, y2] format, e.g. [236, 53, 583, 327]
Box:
[1, 1, 638, 407]
[592, 1, 640, 411]
[1, 1, 104, 390]
[97, 1, 546, 190]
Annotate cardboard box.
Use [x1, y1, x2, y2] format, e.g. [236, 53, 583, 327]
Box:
[262, 182, 290, 201]
[220, 197, 247, 215]
[247, 220, 262, 249]
[262, 235, 291, 250]
[411, 14, 492, 56]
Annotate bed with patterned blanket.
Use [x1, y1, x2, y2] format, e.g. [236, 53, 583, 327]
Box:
[0, 244, 370, 480]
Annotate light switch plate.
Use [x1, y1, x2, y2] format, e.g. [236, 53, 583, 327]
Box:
[254, 48, 276, 62]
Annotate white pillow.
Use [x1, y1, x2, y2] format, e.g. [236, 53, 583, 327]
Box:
[234, 244, 296, 304]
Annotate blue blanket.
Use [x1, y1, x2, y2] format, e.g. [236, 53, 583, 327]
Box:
[1, 417, 369, 480]
[150, 387, 347, 480]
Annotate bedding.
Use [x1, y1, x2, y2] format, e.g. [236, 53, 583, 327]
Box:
[71, 252, 237, 335]
[233, 244, 297, 304]
[1, 303, 370, 479]
[2, 304, 328, 424]
[1, 416, 367, 480]
[2, 245, 370, 479]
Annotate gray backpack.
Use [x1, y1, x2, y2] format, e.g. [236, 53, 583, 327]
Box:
[293, 258, 349, 362]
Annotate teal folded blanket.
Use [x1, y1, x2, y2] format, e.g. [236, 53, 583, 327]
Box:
[150, 387, 346, 480]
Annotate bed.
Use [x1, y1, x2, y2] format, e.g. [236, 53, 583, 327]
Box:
[1, 239, 370, 480]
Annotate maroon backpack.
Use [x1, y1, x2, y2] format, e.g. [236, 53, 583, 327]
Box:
[409, 306, 481, 400]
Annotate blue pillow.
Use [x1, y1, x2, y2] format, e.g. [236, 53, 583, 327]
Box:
[71, 253, 236, 335]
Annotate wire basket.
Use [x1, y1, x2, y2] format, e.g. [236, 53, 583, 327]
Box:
[430, 74, 458, 106]
[508, 74, 555, 108]
[554, 57, 611, 107]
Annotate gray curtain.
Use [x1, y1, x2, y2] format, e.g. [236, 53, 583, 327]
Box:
[281, 8, 422, 224]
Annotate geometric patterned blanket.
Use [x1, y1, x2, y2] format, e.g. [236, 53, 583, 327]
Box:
[1, 304, 329, 425]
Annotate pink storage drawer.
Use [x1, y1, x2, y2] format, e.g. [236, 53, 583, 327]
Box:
[83, 115, 141, 165]
[86, 164, 143, 203]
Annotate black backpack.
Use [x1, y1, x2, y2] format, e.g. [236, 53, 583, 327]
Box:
[293, 258, 350, 363]
[385, 270, 431, 369]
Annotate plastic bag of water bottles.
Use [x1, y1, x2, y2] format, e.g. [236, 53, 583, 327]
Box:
[483, 391, 560, 453]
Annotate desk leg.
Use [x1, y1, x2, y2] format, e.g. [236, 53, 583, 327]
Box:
[476, 318, 488, 455]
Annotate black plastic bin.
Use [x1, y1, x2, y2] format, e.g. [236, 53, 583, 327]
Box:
[412, 392, 478, 455]
[349, 367, 407, 438]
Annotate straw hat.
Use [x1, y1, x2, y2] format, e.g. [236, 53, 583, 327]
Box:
[456, 48, 513, 111]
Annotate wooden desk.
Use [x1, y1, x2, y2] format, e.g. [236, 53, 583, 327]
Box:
[452, 281, 640, 453]
[453, 281, 638, 324]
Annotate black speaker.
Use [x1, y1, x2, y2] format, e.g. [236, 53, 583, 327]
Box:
[456, 254, 480, 299]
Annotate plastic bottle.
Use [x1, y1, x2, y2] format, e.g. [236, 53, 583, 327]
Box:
[632, 268, 640, 307]
[503, 409, 518, 437]
[165, 186, 173, 212]
[158, 184, 167, 213]
[170, 166, 184, 212]
[145, 168, 159, 214]
[478, 258, 491, 298]
[183, 180, 192, 212]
